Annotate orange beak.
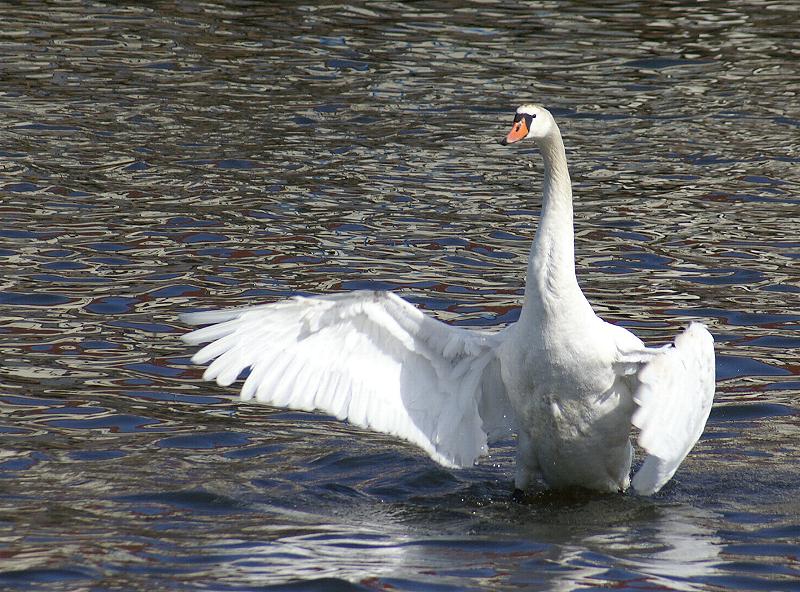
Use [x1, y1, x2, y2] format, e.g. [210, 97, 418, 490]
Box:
[500, 118, 529, 145]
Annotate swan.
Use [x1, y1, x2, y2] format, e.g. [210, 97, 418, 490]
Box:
[181, 105, 715, 495]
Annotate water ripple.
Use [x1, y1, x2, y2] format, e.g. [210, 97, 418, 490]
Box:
[0, 1, 799, 590]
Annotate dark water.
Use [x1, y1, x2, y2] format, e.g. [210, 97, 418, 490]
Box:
[1, 1, 799, 590]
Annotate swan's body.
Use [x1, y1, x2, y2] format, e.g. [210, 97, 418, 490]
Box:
[182, 105, 715, 495]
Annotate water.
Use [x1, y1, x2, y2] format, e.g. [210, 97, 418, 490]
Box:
[1, 1, 799, 590]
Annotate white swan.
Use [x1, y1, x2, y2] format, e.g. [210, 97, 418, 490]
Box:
[181, 105, 715, 495]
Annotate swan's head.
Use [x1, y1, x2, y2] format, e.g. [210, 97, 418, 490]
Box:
[500, 104, 556, 145]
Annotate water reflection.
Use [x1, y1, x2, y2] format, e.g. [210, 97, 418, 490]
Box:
[1, 0, 799, 590]
[583, 504, 722, 592]
[197, 497, 723, 590]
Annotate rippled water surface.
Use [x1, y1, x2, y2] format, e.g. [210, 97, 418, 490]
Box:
[1, 1, 799, 590]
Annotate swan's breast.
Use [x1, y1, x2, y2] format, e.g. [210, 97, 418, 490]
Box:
[530, 375, 635, 490]
[500, 322, 636, 490]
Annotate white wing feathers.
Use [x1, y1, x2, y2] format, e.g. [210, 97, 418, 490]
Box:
[181, 291, 515, 468]
[627, 323, 715, 495]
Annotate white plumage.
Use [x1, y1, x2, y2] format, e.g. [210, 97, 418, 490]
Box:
[182, 105, 715, 495]
[183, 291, 515, 468]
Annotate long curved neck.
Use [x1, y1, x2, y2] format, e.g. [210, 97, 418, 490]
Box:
[521, 124, 588, 321]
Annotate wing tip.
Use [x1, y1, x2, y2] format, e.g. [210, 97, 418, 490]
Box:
[681, 321, 715, 347]
[180, 311, 213, 326]
[180, 309, 244, 327]
[631, 455, 675, 496]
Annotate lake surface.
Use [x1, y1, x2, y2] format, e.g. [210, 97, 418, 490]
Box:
[1, 1, 799, 590]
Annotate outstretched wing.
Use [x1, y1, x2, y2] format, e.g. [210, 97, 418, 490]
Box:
[181, 290, 516, 467]
[624, 323, 715, 494]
